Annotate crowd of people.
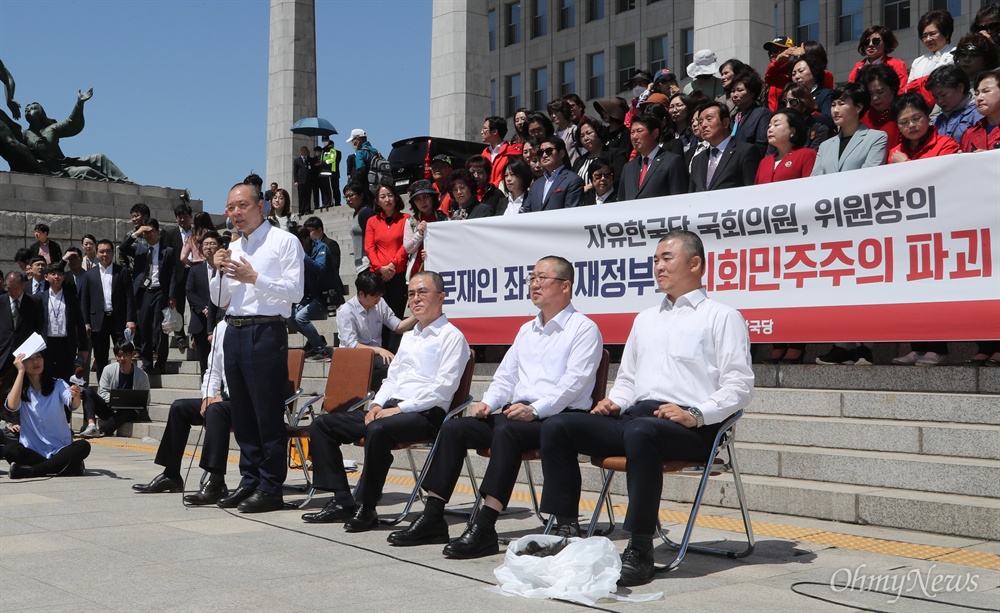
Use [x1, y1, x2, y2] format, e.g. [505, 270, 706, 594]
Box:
[1, 6, 998, 587]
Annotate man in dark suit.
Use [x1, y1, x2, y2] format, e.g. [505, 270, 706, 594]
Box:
[120, 219, 176, 373]
[80, 240, 136, 374]
[27, 223, 62, 264]
[185, 231, 222, 374]
[26, 257, 48, 296]
[33, 263, 88, 383]
[164, 202, 194, 351]
[690, 102, 763, 192]
[293, 145, 314, 216]
[617, 114, 689, 202]
[524, 137, 584, 212]
[0, 271, 38, 379]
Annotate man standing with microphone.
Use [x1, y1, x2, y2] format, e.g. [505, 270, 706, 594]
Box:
[211, 182, 304, 513]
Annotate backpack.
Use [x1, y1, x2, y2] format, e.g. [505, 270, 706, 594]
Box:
[367, 150, 392, 190]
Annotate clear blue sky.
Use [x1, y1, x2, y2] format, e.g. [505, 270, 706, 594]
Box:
[0, 0, 431, 213]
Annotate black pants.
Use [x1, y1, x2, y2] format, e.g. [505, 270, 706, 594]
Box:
[296, 183, 313, 215]
[155, 398, 231, 479]
[309, 405, 444, 507]
[192, 331, 210, 374]
[137, 287, 167, 369]
[4, 439, 90, 477]
[91, 324, 124, 374]
[381, 274, 406, 354]
[174, 266, 189, 335]
[421, 414, 542, 509]
[224, 321, 288, 495]
[43, 336, 76, 383]
[539, 400, 720, 535]
[316, 175, 331, 208]
[82, 388, 142, 435]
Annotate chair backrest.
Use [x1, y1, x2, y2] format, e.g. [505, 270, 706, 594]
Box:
[324, 348, 375, 413]
[590, 349, 611, 409]
[448, 349, 476, 411]
[286, 349, 306, 399]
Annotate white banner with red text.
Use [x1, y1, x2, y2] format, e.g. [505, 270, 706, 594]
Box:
[424, 150, 1000, 345]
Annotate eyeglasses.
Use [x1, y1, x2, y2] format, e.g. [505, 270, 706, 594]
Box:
[528, 274, 569, 286]
[864, 37, 883, 47]
[897, 115, 928, 128]
[592, 172, 613, 180]
[920, 30, 941, 40]
[538, 147, 558, 157]
[406, 288, 437, 299]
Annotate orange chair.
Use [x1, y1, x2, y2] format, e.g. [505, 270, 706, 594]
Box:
[287, 348, 375, 506]
[463, 349, 612, 527]
[586, 409, 755, 572]
[352, 349, 476, 526]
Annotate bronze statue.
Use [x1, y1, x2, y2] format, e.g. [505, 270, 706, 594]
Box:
[23, 89, 130, 182]
[0, 58, 50, 174]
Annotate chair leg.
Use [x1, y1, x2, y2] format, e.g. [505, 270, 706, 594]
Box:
[298, 486, 316, 509]
[727, 442, 756, 558]
[585, 468, 617, 538]
[523, 460, 545, 526]
[378, 444, 441, 526]
[444, 454, 480, 523]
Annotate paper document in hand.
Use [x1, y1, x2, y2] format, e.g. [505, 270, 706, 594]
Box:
[13, 332, 46, 361]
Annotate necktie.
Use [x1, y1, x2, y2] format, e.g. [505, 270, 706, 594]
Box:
[706, 148, 720, 188]
[11, 297, 20, 329]
[638, 156, 650, 187]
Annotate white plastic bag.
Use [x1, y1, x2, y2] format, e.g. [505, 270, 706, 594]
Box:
[491, 535, 661, 605]
[161, 307, 183, 333]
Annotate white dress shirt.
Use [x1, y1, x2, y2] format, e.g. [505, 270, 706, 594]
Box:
[336, 296, 401, 348]
[505, 192, 524, 215]
[201, 321, 228, 399]
[373, 314, 470, 414]
[909, 45, 955, 81]
[46, 289, 67, 337]
[608, 288, 754, 425]
[210, 221, 304, 317]
[595, 188, 616, 205]
[99, 263, 114, 311]
[481, 304, 603, 419]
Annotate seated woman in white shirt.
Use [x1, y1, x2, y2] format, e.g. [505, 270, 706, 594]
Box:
[909, 10, 956, 81]
[501, 158, 532, 215]
[80, 339, 151, 438]
[4, 352, 90, 479]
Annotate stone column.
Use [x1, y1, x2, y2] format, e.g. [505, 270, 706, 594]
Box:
[430, 0, 490, 141]
[266, 0, 317, 206]
[693, 0, 772, 78]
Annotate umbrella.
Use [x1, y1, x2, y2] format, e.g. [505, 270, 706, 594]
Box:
[290, 117, 338, 137]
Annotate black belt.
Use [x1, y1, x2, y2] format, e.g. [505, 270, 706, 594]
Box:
[225, 315, 284, 328]
[104, 310, 113, 316]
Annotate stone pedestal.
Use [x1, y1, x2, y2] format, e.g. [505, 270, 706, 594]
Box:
[266, 0, 318, 210]
[0, 171, 203, 275]
[429, 0, 491, 141]
[693, 0, 773, 77]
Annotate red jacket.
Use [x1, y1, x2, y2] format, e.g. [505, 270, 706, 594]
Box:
[960, 118, 1000, 152]
[861, 110, 901, 149]
[365, 211, 410, 274]
[483, 141, 523, 188]
[888, 127, 959, 162]
[754, 147, 817, 184]
[848, 57, 909, 94]
[433, 182, 454, 217]
[765, 58, 835, 112]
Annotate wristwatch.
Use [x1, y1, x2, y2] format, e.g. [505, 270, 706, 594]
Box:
[686, 407, 705, 428]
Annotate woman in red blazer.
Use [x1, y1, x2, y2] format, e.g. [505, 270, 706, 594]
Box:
[889, 93, 960, 163]
[365, 181, 410, 349]
[755, 108, 817, 184]
[756, 108, 816, 364]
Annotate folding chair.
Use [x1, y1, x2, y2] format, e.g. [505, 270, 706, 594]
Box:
[586, 409, 755, 572]
[286, 348, 375, 507]
[352, 349, 476, 526]
[464, 349, 612, 527]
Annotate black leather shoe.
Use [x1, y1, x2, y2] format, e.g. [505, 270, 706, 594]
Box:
[216, 486, 255, 508]
[442, 523, 500, 559]
[344, 505, 378, 532]
[8, 463, 32, 480]
[617, 540, 655, 586]
[387, 513, 450, 546]
[553, 521, 582, 538]
[302, 500, 357, 524]
[132, 473, 184, 494]
[237, 490, 284, 513]
[183, 480, 229, 506]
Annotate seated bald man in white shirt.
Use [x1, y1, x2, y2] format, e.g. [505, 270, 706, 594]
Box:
[386, 255, 603, 559]
[302, 271, 470, 533]
[538, 230, 754, 587]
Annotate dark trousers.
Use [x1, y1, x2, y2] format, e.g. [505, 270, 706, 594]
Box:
[174, 266, 189, 335]
[224, 321, 288, 494]
[192, 331, 210, 374]
[91, 324, 124, 374]
[296, 183, 313, 215]
[82, 387, 138, 435]
[316, 176, 331, 208]
[539, 400, 720, 535]
[309, 406, 444, 507]
[4, 439, 90, 477]
[421, 414, 542, 509]
[382, 274, 407, 354]
[328, 174, 341, 206]
[43, 336, 75, 383]
[155, 398, 231, 479]
[137, 287, 167, 369]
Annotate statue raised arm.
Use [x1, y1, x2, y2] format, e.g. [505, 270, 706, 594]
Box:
[0, 58, 49, 174]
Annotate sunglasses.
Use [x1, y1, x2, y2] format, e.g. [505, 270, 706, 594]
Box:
[973, 23, 1000, 33]
[538, 147, 558, 157]
[864, 37, 883, 47]
[782, 98, 802, 108]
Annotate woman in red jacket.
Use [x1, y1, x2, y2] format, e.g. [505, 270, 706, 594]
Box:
[756, 108, 816, 364]
[858, 64, 902, 149]
[888, 93, 960, 163]
[365, 180, 410, 349]
[848, 26, 910, 93]
[961, 68, 1000, 152]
